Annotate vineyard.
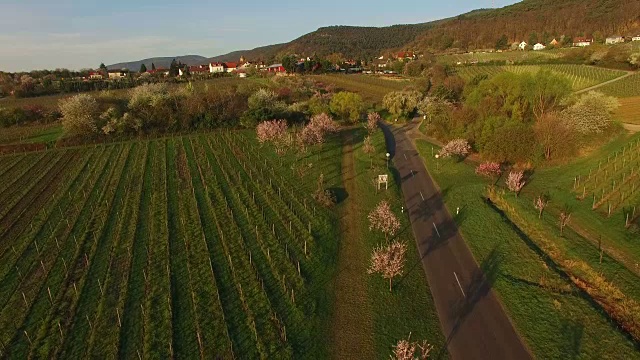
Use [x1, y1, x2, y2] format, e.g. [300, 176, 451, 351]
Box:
[437, 49, 565, 64]
[0, 130, 342, 359]
[453, 64, 626, 91]
[573, 138, 640, 226]
[615, 96, 640, 125]
[313, 74, 412, 102]
[599, 73, 640, 98]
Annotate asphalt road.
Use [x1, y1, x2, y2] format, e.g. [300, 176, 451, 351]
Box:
[382, 122, 532, 360]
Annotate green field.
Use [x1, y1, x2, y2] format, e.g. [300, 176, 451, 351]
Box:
[415, 138, 640, 359]
[0, 130, 343, 358]
[313, 74, 413, 103]
[453, 64, 626, 91]
[0, 123, 64, 145]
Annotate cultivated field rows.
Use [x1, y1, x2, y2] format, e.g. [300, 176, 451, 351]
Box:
[0, 131, 339, 359]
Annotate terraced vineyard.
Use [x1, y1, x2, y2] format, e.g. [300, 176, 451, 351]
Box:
[454, 64, 626, 91]
[0, 130, 341, 359]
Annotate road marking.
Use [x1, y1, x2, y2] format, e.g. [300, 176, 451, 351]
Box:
[411, 170, 415, 177]
[420, 191, 424, 201]
[454, 272, 466, 298]
[433, 222, 440, 238]
[404, 153, 407, 160]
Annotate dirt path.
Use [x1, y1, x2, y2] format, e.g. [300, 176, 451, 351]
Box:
[330, 134, 374, 359]
[575, 71, 633, 95]
[623, 123, 640, 133]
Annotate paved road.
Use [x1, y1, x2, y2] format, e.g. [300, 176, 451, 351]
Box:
[382, 122, 532, 360]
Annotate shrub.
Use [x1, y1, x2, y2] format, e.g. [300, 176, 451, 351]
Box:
[562, 91, 619, 135]
[475, 162, 502, 177]
[60, 94, 100, 135]
[438, 138, 471, 159]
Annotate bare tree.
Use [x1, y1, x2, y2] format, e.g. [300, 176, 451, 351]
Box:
[368, 241, 407, 292]
[363, 135, 375, 169]
[391, 333, 433, 360]
[559, 205, 572, 235]
[312, 173, 336, 207]
[534, 194, 550, 218]
[366, 112, 381, 133]
[368, 201, 401, 242]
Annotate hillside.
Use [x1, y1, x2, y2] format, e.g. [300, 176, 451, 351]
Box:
[107, 55, 209, 70]
[409, 0, 640, 51]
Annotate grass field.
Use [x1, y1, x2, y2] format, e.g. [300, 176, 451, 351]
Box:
[313, 74, 413, 104]
[415, 138, 640, 359]
[0, 123, 64, 145]
[0, 130, 344, 359]
[600, 73, 640, 98]
[615, 97, 640, 125]
[453, 64, 626, 91]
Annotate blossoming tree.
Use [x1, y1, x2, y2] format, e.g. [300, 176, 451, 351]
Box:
[368, 241, 407, 292]
[368, 200, 401, 242]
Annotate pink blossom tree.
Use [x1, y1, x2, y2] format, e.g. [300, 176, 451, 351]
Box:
[475, 162, 502, 178]
[392, 333, 433, 360]
[438, 139, 471, 159]
[368, 200, 401, 242]
[366, 112, 381, 134]
[506, 171, 525, 196]
[297, 113, 339, 149]
[256, 119, 289, 154]
[368, 241, 407, 292]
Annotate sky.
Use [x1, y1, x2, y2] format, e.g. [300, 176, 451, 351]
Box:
[0, 0, 518, 72]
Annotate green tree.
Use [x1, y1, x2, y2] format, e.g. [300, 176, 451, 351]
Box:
[99, 63, 108, 76]
[383, 90, 423, 120]
[329, 91, 364, 123]
[528, 32, 539, 45]
[282, 55, 297, 73]
[169, 59, 179, 77]
[495, 34, 509, 50]
[151, 62, 156, 71]
[139, 63, 147, 73]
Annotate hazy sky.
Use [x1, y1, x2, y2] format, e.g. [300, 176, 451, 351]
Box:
[0, 0, 518, 72]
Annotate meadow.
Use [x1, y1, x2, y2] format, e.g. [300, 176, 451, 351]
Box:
[0, 130, 343, 359]
[453, 64, 626, 91]
[615, 96, 640, 125]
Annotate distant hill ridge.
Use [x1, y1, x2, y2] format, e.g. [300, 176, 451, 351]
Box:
[108, 0, 640, 70]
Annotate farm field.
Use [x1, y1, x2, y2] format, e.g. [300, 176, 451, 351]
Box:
[599, 73, 640, 98]
[415, 138, 640, 359]
[0, 130, 343, 359]
[0, 123, 64, 146]
[453, 64, 626, 91]
[313, 74, 413, 103]
[615, 96, 640, 125]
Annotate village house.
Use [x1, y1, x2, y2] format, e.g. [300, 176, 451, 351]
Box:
[549, 38, 559, 46]
[518, 41, 527, 50]
[533, 43, 546, 51]
[267, 63, 286, 73]
[209, 62, 225, 73]
[573, 37, 593, 47]
[632, 35, 640, 41]
[107, 69, 129, 79]
[223, 62, 237, 73]
[606, 36, 625, 45]
[89, 71, 103, 80]
[179, 65, 209, 76]
[147, 67, 169, 76]
[396, 51, 416, 59]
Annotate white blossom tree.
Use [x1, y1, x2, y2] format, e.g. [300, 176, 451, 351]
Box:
[561, 91, 619, 134]
[368, 200, 401, 242]
[506, 171, 525, 196]
[438, 139, 471, 159]
[60, 94, 100, 135]
[368, 241, 407, 292]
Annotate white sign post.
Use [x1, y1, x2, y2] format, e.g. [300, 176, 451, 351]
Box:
[378, 175, 389, 190]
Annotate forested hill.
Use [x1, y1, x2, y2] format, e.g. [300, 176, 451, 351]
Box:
[408, 0, 640, 51]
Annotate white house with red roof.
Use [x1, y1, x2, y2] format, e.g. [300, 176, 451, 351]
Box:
[209, 62, 225, 73]
[223, 62, 238, 72]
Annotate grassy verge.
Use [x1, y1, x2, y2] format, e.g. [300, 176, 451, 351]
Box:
[415, 139, 640, 359]
[351, 129, 447, 358]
